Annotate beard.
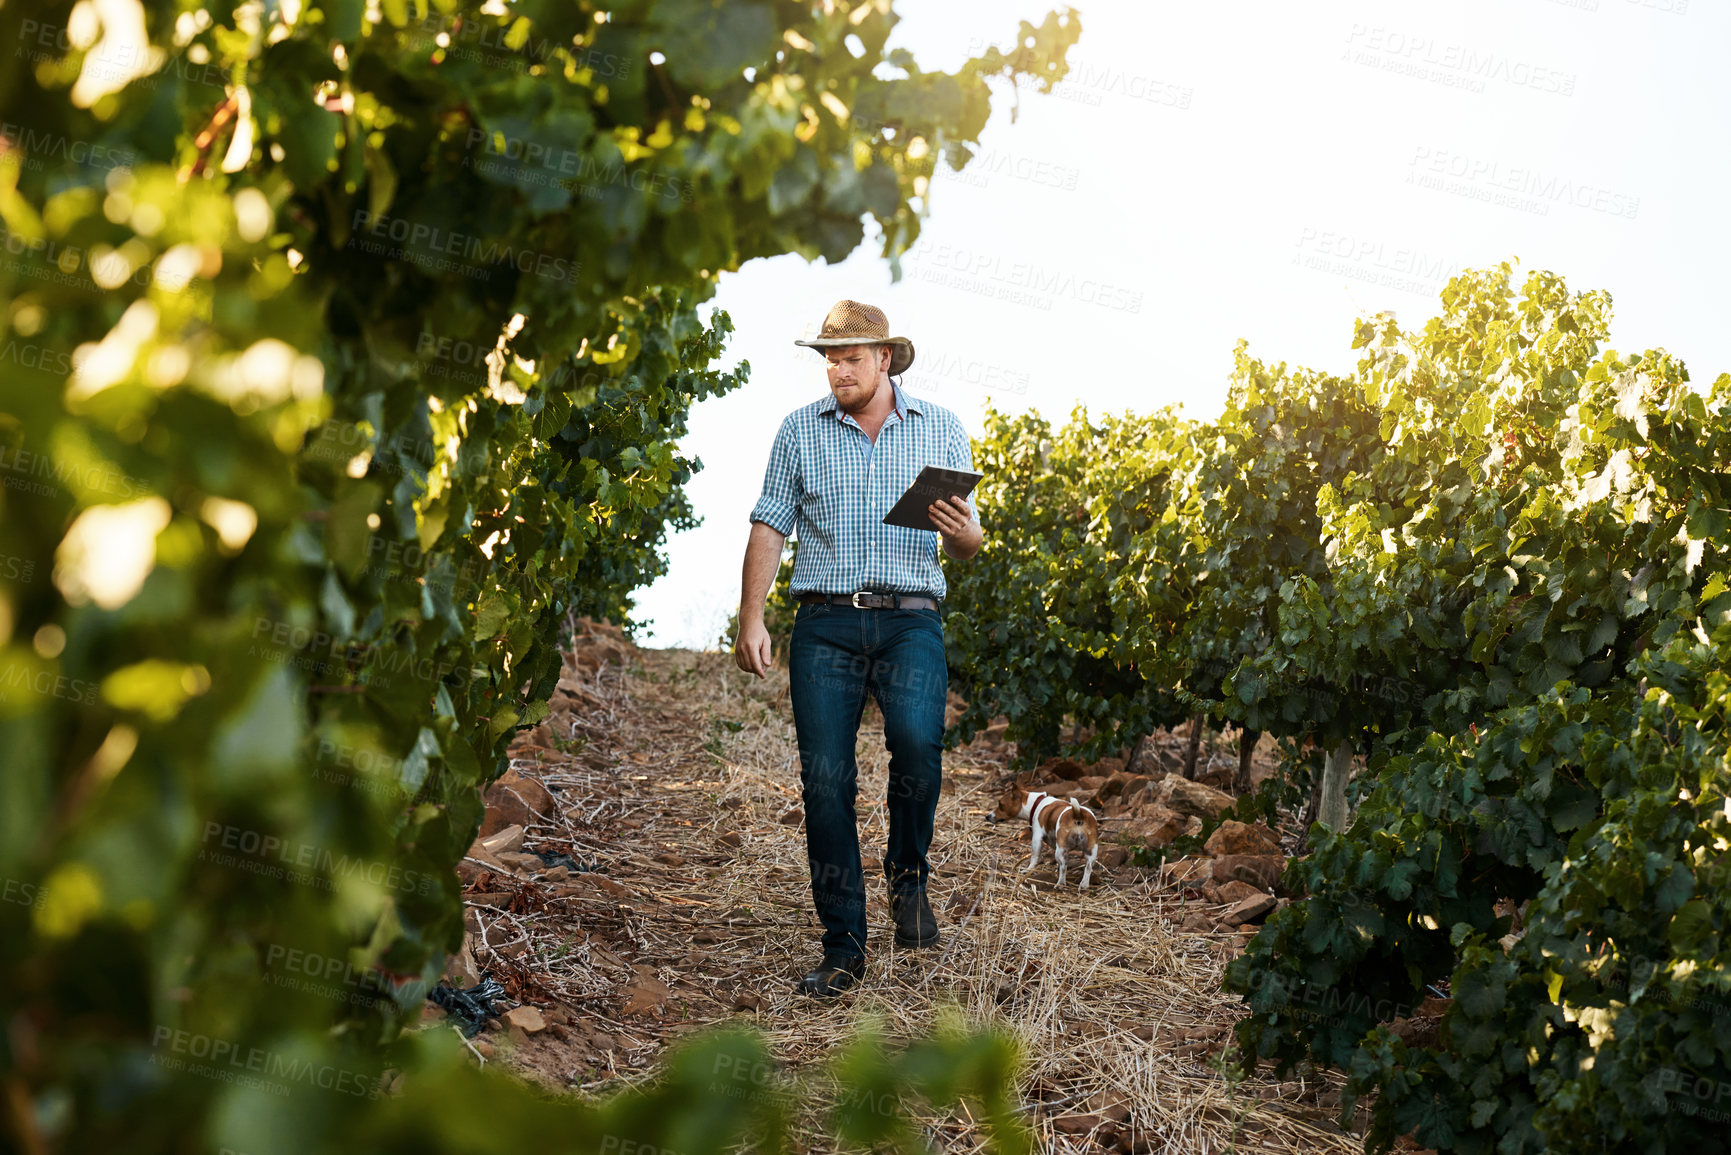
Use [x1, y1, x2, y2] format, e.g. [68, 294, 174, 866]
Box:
[833, 371, 883, 414]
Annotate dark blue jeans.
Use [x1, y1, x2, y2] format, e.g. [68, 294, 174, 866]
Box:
[787, 601, 947, 961]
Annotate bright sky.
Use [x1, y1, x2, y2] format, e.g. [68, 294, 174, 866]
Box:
[633, 0, 1730, 649]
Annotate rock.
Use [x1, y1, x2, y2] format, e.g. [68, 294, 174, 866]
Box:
[1390, 1013, 1441, 1048]
[457, 842, 513, 886]
[1154, 777, 1235, 821]
[1052, 1114, 1102, 1136]
[481, 824, 527, 855]
[652, 852, 685, 867]
[1159, 857, 1212, 887]
[571, 618, 633, 672]
[494, 851, 544, 874]
[1216, 880, 1264, 905]
[1076, 775, 1108, 793]
[442, 933, 480, 987]
[1100, 846, 1131, 869]
[479, 769, 557, 838]
[506, 1024, 531, 1047]
[1119, 805, 1188, 847]
[1197, 764, 1234, 791]
[542, 865, 571, 882]
[1179, 911, 1212, 932]
[473, 1040, 495, 1059]
[552, 873, 630, 901]
[504, 1006, 547, 1034]
[1221, 893, 1278, 926]
[1095, 771, 1155, 805]
[1210, 854, 1283, 891]
[718, 831, 743, 847]
[1203, 820, 1281, 857]
[778, 806, 804, 826]
[1037, 757, 1090, 781]
[621, 966, 670, 1016]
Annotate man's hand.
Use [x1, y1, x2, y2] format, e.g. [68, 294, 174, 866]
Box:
[929, 495, 984, 560]
[736, 522, 785, 678]
[734, 617, 773, 678]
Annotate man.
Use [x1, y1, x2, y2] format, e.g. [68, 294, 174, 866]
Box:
[734, 299, 983, 997]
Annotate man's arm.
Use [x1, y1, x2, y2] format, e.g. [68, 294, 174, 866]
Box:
[929, 496, 983, 559]
[735, 521, 786, 677]
[930, 416, 984, 560]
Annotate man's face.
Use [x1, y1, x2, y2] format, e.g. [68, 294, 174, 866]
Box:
[824, 344, 890, 413]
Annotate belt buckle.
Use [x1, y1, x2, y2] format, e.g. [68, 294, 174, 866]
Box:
[851, 591, 870, 609]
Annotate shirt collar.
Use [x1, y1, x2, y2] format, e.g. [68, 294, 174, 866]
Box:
[818, 381, 921, 421]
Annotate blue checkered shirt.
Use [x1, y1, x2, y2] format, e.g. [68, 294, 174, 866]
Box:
[749, 383, 979, 599]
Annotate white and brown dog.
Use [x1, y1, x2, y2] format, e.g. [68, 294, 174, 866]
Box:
[991, 783, 1099, 889]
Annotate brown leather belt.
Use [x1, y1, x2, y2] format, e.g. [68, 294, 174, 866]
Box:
[799, 591, 939, 611]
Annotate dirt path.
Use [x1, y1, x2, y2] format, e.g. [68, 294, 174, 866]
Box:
[444, 624, 1368, 1153]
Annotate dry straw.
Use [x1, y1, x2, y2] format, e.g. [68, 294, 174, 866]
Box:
[463, 635, 1361, 1153]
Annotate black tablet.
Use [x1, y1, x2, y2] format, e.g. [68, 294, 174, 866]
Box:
[881, 465, 984, 532]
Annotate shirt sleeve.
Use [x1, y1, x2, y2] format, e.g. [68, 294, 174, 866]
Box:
[748, 416, 799, 535]
[948, 417, 982, 525]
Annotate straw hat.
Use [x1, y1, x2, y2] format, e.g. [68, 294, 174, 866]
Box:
[793, 299, 915, 376]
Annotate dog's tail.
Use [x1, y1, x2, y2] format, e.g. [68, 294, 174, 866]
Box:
[1062, 799, 1096, 851]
